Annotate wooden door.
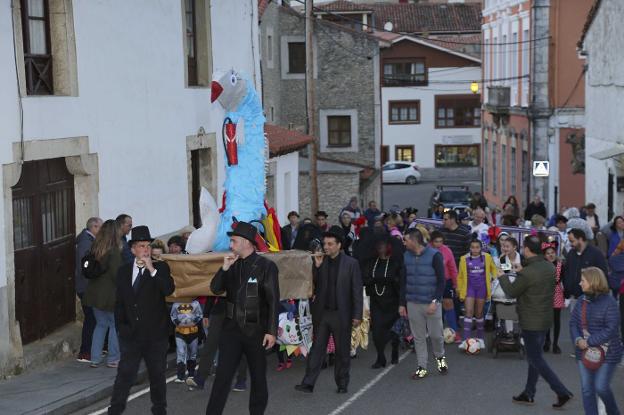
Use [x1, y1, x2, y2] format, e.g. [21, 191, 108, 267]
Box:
[12, 158, 76, 344]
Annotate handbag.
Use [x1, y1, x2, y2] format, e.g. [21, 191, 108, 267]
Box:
[81, 252, 105, 280]
[298, 300, 313, 353]
[580, 300, 608, 371]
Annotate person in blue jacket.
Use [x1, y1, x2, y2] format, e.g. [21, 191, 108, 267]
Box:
[570, 267, 623, 415]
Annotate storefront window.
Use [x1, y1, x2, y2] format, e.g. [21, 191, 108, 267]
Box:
[435, 145, 480, 168]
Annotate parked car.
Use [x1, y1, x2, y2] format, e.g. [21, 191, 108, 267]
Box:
[382, 161, 421, 184]
[428, 185, 472, 216]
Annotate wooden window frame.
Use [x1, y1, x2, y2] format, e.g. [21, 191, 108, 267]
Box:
[21, 0, 53, 95]
[395, 145, 415, 162]
[435, 95, 481, 129]
[327, 115, 352, 148]
[382, 58, 427, 87]
[389, 100, 420, 125]
[185, 0, 198, 86]
[287, 42, 305, 74]
[381, 145, 389, 164]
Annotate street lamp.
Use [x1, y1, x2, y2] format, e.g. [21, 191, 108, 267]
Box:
[470, 81, 479, 94]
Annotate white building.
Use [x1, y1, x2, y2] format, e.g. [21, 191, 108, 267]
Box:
[0, 0, 299, 376]
[380, 36, 482, 179]
[581, 0, 624, 222]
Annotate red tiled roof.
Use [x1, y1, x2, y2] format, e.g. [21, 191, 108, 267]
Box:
[578, 0, 603, 49]
[421, 34, 483, 58]
[258, 0, 270, 19]
[317, 2, 481, 34]
[265, 124, 315, 158]
[316, 1, 373, 12]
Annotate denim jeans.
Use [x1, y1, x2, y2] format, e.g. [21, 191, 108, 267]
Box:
[521, 330, 571, 398]
[175, 337, 198, 364]
[578, 361, 621, 415]
[91, 308, 119, 364]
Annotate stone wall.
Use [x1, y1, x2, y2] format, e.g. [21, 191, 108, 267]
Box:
[298, 172, 360, 223]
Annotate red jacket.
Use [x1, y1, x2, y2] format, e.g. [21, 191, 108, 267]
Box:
[432, 243, 458, 288]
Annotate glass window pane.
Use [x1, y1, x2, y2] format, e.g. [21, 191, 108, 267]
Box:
[447, 108, 454, 118]
[391, 107, 398, 121]
[438, 108, 446, 118]
[409, 107, 417, 120]
[28, 0, 45, 18]
[447, 119, 455, 127]
[384, 64, 393, 75]
[29, 20, 46, 54]
[415, 62, 425, 73]
[400, 108, 408, 120]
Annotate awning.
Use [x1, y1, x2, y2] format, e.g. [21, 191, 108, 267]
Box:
[590, 145, 624, 160]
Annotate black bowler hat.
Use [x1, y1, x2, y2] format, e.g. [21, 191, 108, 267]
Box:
[323, 225, 345, 244]
[128, 225, 154, 246]
[315, 210, 328, 218]
[227, 221, 258, 245]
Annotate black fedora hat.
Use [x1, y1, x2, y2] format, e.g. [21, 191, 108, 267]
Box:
[315, 210, 328, 218]
[323, 225, 345, 244]
[128, 225, 154, 246]
[227, 221, 258, 245]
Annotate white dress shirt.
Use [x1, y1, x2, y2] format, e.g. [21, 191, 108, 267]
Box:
[132, 259, 157, 286]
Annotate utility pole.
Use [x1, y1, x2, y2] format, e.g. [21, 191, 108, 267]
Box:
[305, 0, 319, 215]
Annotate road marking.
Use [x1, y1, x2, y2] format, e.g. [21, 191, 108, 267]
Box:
[88, 374, 178, 415]
[327, 350, 412, 415]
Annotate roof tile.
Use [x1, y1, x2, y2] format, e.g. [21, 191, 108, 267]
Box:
[265, 124, 315, 158]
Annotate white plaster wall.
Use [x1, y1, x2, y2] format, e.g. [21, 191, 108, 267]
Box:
[272, 151, 299, 224]
[381, 66, 482, 168]
[584, 0, 624, 221]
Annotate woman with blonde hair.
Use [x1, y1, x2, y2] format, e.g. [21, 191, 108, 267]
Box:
[570, 267, 623, 415]
[84, 219, 122, 368]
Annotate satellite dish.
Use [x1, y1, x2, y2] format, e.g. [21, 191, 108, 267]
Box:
[384, 21, 394, 32]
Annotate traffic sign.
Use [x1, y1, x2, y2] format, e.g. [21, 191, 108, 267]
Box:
[532, 161, 550, 177]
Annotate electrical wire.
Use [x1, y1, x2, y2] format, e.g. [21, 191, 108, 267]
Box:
[290, 0, 551, 47]
[10, 2, 25, 163]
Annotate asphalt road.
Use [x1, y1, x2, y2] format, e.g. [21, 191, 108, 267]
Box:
[77, 309, 624, 415]
[382, 180, 482, 217]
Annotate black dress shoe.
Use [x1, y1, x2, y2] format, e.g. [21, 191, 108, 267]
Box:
[512, 392, 535, 405]
[294, 384, 314, 393]
[336, 387, 348, 394]
[371, 361, 386, 369]
[552, 344, 562, 354]
[553, 394, 573, 409]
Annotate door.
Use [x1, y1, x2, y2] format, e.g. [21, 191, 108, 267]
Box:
[13, 158, 76, 344]
[608, 171, 615, 222]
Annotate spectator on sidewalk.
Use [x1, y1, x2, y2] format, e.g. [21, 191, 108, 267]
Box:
[468, 208, 489, 237]
[115, 214, 133, 264]
[167, 235, 186, 254]
[548, 215, 570, 254]
[581, 203, 600, 235]
[281, 211, 300, 250]
[75, 217, 103, 363]
[607, 240, 624, 299]
[524, 195, 547, 221]
[364, 201, 381, 227]
[499, 235, 574, 409]
[400, 228, 448, 379]
[84, 219, 122, 368]
[606, 216, 624, 257]
[431, 203, 445, 220]
[430, 231, 460, 343]
[542, 241, 565, 354]
[470, 192, 488, 211]
[502, 196, 520, 218]
[150, 239, 166, 260]
[565, 229, 609, 300]
[171, 299, 203, 383]
[108, 225, 175, 415]
[440, 210, 471, 265]
[565, 207, 594, 240]
[340, 197, 362, 220]
[315, 211, 330, 232]
[570, 267, 623, 415]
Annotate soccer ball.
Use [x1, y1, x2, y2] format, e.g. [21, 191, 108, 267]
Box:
[443, 328, 456, 344]
[465, 338, 481, 355]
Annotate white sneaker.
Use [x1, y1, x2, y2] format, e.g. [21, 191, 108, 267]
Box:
[477, 339, 485, 349]
[458, 340, 467, 351]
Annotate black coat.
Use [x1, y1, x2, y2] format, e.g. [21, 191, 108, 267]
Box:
[281, 224, 297, 250]
[114, 261, 175, 342]
[311, 252, 363, 327]
[564, 245, 609, 298]
[210, 253, 280, 337]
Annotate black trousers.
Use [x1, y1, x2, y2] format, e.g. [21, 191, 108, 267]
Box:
[108, 337, 169, 415]
[77, 293, 96, 354]
[545, 308, 562, 346]
[370, 302, 399, 363]
[197, 312, 248, 382]
[205, 320, 268, 415]
[302, 310, 351, 389]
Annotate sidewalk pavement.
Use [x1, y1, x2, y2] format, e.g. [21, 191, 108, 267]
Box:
[0, 353, 176, 415]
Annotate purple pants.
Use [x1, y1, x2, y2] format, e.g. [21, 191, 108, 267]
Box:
[466, 280, 487, 300]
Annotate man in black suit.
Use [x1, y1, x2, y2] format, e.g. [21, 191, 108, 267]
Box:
[281, 211, 300, 250]
[205, 221, 280, 415]
[295, 226, 363, 394]
[108, 226, 175, 415]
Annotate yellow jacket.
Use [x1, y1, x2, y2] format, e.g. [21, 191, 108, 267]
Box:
[457, 252, 498, 300]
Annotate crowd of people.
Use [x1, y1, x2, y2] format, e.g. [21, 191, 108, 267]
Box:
[73, 193, 624, 415]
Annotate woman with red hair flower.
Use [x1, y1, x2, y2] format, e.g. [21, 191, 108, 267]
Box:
[542, 240, 565, 354]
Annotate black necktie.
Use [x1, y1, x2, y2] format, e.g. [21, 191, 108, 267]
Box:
[133, 267, 143, 293]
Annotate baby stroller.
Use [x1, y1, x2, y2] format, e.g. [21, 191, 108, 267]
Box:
[489, 276, 524, 359]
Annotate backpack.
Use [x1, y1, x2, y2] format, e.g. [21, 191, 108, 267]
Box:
[81, 252, 106, 280]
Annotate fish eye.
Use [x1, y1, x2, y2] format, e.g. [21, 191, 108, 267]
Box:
[230, 74, 237, 86]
